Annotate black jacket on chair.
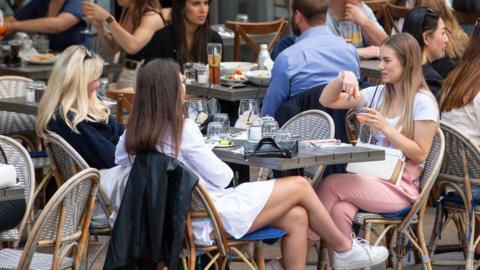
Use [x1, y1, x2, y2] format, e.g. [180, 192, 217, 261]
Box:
[103, 152, 198, 270]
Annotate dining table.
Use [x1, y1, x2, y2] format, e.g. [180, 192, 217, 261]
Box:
[186, 82, 267, 102]
[360, 59, 381, 80]
[0, 185, 24, 202]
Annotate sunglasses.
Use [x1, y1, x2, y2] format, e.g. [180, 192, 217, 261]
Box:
[83, 47, 94, 61]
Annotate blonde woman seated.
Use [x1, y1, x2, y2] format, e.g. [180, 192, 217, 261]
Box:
[114, 58, 389, 270]
[313, 33, 438, 256]
[83, 0, 166, 89]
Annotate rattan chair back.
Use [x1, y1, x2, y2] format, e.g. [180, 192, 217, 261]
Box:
[279, 110, 334, 185]
[0, 135, 35, 246]
[18, 168, 100, 270]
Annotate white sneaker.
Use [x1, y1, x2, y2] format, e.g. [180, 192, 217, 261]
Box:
[265, 259, 283, 270]
[332, 237, 388, 270]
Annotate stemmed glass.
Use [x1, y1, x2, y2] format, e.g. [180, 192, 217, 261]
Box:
[238, 99, 259, 127]
[81, 0, 95, 35]
[186, 98, 209, 126]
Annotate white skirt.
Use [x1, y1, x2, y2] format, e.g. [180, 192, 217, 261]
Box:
[192, 179, 276, 245]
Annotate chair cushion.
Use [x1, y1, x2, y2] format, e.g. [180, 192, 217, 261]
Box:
[29, 151, 50, 169]
[29, 151, 48, 158]
[354, 205, 414, 224]
[443, 193, 480, 210]
[0, 248, 73, 270]
[235, 226, 285, 245]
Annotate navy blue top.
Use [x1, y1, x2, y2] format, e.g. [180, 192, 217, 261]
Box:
[270, 35, 296, 61]
[47, 113, 124, 169]
[14, 0, 89, 51]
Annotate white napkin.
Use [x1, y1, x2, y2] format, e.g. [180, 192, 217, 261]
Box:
[0, 164, 17, 189]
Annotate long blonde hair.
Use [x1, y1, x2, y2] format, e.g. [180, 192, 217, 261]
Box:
[36, 45, 109, 138]
[380, 33, 430, 139]
[414, 0, 469, 59]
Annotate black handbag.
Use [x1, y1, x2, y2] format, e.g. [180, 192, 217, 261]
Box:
[244, 137, 298, 160]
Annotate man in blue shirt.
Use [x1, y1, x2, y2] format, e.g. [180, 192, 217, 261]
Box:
[261, 0, 360, 117]
[4, 0, 89, 51]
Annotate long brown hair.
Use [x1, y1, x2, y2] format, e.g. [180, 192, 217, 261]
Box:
[414, 0, 469, 59]
[380, 33, 431, 139]
[120, 0, 162, 29]
[439, 23, 480, 112]
[125, 59, 184, 157]
[172, 0, 211, 66]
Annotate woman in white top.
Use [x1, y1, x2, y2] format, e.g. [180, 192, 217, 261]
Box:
[82, 0, 166, 88]
[114, 58, 388, 270]
[439, 22, 480, 147]
[316, 33, 438, 255]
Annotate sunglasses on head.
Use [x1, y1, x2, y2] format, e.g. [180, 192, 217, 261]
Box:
[83, 47, 94, 61]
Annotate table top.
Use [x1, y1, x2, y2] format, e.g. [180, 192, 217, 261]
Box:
[0, 62, 122, 81]
[0, 96, 37, 115]
[213, 143, 385, 170]
[186, 82, 267, 102]
[0, 185, 24, 202]
[360, 59, 381, 79]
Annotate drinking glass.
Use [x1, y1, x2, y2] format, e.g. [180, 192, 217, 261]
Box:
[207, 122, 224, 141]
[238, 99, 259, 127]
[275, 130, 293, 148]
[236, 14, 249, 22]
[339, 21, 362, 47]
[212, 113, 230, 128]
[262, 119, 279, 138]
[81, 0, 95, 34]
[183, 62, 196, 84]
[207, 43, 222, 84]
[8, 39, 22, 65]
[36, 35, 49, 54]
[186, 98, 209, 125]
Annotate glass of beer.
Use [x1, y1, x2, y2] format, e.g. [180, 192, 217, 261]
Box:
[339, 21, 363, 47]
[207, 43, 222, 84]
[0, 24, 7, 38]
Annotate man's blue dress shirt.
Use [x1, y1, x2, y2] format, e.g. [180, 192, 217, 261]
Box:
[261, 26, 360, 117]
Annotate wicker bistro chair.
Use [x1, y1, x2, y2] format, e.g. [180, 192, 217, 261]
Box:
[44, 132, 113, 268]
[428, 121, 480, 269]
[350, 129, 445, 270]
[383, 3, 411, 35]
[183, 182, 285, 270]
[272, 110, 335, 187]
[0, 168, 100, 270]
[0, 135, 35, 248]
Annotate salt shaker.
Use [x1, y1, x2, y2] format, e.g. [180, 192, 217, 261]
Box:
[26, 83, 35, 104]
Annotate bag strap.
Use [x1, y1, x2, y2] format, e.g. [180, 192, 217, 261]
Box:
[0, 145, 8, 164]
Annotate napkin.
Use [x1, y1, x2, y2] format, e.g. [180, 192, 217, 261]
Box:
[0, 164, 17, 189]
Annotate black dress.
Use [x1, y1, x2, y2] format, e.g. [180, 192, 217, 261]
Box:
[423, 57, 456, 99]
[138, 24, 223, 64]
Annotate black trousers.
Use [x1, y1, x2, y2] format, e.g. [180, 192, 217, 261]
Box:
[0, 199, 26, 232]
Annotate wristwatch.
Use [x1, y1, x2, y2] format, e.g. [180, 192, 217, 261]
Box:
[105, 15, 115, 24]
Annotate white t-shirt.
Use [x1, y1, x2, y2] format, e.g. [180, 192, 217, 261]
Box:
[441, 92, 480, 147]
[359, 85, 439, 148]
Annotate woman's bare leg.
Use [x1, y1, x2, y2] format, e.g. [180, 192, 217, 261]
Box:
[248, 176, 351, 252]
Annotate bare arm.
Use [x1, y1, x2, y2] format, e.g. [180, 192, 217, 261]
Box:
[6, 12, 79, 33]
[84, 2, 164, 55]
[345, 3, 387, 46]
[319, 71, 363, 109]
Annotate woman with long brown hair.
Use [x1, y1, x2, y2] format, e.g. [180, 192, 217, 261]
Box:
[414, 0, 469, 60]
[439, 22, 480, 147]
[114, 58, 388, 270]
[139, 0, 222, 66]
[316, 33, 438, 255]
[83, 0, 166, 88]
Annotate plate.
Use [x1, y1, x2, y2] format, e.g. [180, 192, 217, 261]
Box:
[245, 70, 271, 86]
[23, 53, 57, 65]
[220, 75, 248, 86]
[220, 62, 257, 76]
[214, 142, 236, 148]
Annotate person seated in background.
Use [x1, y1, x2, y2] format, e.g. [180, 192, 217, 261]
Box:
[3, 0, 89, 51]
[315, 32, 438, 258]
[414, 0, 469, 61]
[439, 22, 480, 147]
[327, 0, 388, 59]
[83, 0, 166, 89]
[36, 45, 124, 170]
[139, 0, 222, 67]
[402, 7, 456, 98]
[115, 58, 389, 270]
[452, 0, 480, 13]
[261, 0, 359, 117]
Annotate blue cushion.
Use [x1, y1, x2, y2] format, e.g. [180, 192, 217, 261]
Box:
[380, 205, 412, 218]
[29, 151, 48, 158]
[233, 227, 285, 245]
[443, 193, 480, 206]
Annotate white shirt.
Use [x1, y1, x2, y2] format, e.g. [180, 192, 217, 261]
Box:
[441, 92, 480, 147]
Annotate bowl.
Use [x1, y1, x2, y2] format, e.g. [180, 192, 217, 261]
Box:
[245, 70, 271, 86]
[220, 62, 257, 76]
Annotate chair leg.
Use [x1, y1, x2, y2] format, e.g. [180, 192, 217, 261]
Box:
[386, 227, 396, 268]
[254, 242, 265, 270]
[317, 240, 329, 270]
[363, 222, 372, 242]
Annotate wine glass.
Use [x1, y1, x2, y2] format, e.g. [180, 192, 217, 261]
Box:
[238, 99, 259, 127]
[81, 0, 95, 35]
[186, 98, 209, 126]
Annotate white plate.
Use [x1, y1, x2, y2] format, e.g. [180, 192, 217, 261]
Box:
[245, 70, 271, 86]
[220, 62, 257, 76]
[23, 54, 57, 65]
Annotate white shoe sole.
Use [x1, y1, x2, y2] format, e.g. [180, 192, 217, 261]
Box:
[334, 250, 389, 270]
